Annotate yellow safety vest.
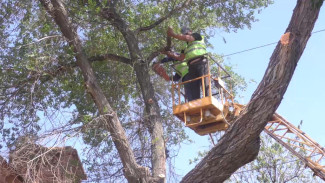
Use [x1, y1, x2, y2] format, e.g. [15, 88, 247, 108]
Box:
[184, 36, 207, 62]
[174, 61, 189, 78]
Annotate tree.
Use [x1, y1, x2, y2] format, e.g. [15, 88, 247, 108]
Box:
[0, 0, 322, 182]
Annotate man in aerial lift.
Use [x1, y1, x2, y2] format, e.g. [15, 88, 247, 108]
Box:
[162, 26, 209, 101]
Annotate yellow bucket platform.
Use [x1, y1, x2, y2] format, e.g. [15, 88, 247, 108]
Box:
[173, 96, 230, 136]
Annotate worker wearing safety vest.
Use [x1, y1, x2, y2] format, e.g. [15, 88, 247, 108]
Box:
[162, 26, 209, 101]
[160, 56, 193, 101]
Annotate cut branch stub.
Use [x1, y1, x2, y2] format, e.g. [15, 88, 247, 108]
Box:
[281, 32, 291, 45]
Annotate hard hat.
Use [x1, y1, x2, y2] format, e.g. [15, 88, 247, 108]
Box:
[181, 26, 191, 35]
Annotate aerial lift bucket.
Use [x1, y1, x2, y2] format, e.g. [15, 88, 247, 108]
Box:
[172, 65, 238, 136]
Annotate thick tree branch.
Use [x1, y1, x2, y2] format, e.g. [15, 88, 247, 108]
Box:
[181, 0, 323, 182]
[147, 37, 172, 63]
[88, 53, 132, 65]
[135, 0, 193, 33]
[1, 54, 130, 102]
[146, 47, 166, 63]
[101, 6, 141, 63]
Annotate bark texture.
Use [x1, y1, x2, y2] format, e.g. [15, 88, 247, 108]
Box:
[39, 0, 151, 182]
[181, 0, 323, 182]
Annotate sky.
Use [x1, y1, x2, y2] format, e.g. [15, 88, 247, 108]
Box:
[174, 0, 325, 179]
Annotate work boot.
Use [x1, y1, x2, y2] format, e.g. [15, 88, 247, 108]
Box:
[186, 116, 191, 122]
[204, 110, 215, 119]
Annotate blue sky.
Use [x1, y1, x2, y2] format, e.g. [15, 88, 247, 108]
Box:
[174, 0, 325, 178]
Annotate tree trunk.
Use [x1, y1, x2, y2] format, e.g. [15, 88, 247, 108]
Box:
[101, 4, 166, 181]
[181, 0, 323, 182]
[39, 0, 151, 182]
[134, 63, 166, 179]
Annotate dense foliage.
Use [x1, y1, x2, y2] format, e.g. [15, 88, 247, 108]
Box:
[0, 0, 272, 181]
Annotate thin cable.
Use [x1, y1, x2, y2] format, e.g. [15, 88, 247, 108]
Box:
[222, 28, 325, 58]
[312, 29, 325, 34]
[223, 42, 278, 57]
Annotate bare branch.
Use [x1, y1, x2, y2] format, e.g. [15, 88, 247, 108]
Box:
[135, 0, 193, 33]
[2, 35, 63, 49]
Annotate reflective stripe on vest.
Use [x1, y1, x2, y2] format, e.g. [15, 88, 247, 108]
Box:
[184, 36, 207, 61]
[174, 61, 189, 78]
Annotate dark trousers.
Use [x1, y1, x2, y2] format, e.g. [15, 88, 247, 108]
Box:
[182, 74, 192, 102]
[187, 57, 209, 101]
